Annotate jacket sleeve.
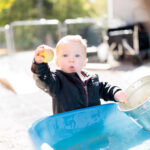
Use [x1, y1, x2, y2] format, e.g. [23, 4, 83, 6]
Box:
[31, 60, 60, 95]
[99, 81, 122, 102]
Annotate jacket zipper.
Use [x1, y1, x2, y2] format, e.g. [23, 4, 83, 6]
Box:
[75, 78, 89, 107]
[84, 80, 89, 107]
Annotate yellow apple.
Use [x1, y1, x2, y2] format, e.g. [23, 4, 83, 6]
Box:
[39, 47, 54, 63]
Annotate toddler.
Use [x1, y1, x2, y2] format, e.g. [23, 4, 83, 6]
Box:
[31, 35, 128, 114]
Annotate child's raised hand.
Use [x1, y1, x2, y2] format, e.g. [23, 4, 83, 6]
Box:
[114, 90, 128, 104]
[34, 45, 54, 64]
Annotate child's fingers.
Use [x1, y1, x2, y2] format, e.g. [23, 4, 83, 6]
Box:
[35, 46, 45, 56]
[35, 56, 44, 64]
[34, 45, 45, 63]
[35, 45, 53, 56]
[121, 94, 128, 104]
[114, 90, 128, 104]
[34, 45, 54, 64]
[123, 92, 128, 104]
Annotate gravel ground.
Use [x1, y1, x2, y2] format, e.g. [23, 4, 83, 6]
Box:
[0, 52, 150, 150]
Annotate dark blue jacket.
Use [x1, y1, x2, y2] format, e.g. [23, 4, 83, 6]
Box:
[31, 62, 121, 114]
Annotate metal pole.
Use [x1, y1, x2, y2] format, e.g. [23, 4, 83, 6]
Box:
[133, 25, 139, 54]
[4, 25, 14, 55]
[38, 0, 43, 19]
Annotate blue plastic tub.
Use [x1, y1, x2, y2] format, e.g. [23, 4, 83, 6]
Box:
[28, 103, 150, 150]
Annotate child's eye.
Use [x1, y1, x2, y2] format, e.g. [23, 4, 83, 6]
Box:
[63, 54, 68, 57]
[75, 54, 80, 57]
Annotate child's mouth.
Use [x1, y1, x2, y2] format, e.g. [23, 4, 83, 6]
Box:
[69, 66, 75, 70]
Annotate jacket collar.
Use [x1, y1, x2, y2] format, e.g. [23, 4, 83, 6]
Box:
[56, 69, 93, 82]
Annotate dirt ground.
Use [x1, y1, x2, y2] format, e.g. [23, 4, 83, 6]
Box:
[0, 52, 150, 150]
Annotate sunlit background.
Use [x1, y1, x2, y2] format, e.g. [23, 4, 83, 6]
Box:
[0, 0, 150, 150]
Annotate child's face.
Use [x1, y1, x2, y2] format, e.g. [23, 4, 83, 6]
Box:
[56, 41, 87, 74]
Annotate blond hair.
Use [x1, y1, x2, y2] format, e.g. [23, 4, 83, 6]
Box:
[56, 35, 87, 55]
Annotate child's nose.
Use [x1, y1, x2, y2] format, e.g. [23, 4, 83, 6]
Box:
[69, 56, 74, 62]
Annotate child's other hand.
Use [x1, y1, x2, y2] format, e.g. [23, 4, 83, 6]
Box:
[114, 90, 128, 104]
[34, 45, 54, 64]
